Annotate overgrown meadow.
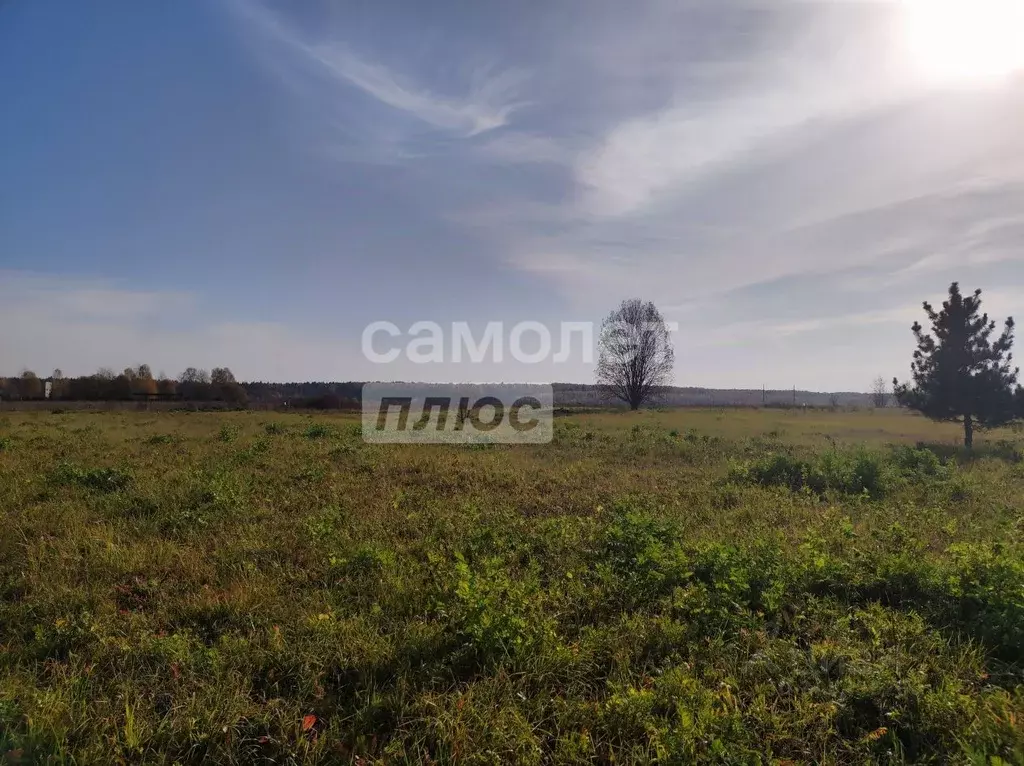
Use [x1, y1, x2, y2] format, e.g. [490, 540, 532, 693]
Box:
[1, 408, 1022, 764]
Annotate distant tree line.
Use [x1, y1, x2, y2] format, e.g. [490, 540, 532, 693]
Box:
[0, 366, 248, 404]
[242, 381, 361, 408]
[0, 368, 369, 408]
[0, 369, 891, 411]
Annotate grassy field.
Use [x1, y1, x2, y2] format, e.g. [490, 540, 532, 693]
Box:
[0, 408, 1022, 764]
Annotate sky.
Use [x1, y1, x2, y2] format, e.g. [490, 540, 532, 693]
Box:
[2, 0, 1023, 390]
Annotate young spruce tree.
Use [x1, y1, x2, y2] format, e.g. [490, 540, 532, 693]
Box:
[894, 282, 1023, 448]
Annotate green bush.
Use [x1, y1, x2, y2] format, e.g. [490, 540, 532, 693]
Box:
[50, 462, 133, 493]
[217, 425, 240, 443]
[443, 555, 555, 664]
[889, 444, 952, 478]
[303, 423, 334, 440]
[730, 446, 951, 499]
[599, 502, 690, 607]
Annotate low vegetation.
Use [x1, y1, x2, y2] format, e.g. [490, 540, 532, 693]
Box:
[1, 408, 1022, 763]
[728, 444, 956, 499]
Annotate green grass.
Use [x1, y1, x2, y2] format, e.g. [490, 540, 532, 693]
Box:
[0, 408, 1022, 764]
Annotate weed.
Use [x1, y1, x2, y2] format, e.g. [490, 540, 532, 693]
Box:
[729, 446, 951, 499]
[303, 423, 334, 440]
[218, 424, 240, 443]
[50, 462, 133, 492]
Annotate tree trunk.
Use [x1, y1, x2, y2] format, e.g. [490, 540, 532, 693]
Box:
[964, 414, 974, 449]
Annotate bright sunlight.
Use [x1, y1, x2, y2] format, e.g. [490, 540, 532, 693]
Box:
[902, 0, 1024, 82]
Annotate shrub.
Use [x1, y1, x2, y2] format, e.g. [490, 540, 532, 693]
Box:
[943, 543, 1024, 659]
[599, 502, 689, 606]
[217, 424, 240, 443]
[443, 555, 554, 664]
[730, 447, 927, 499]
[816, 448, 895, 497]
[731, 452, 811, 493]
[50, 462, 133, 493]
[889, 445, 952, 479]
[303, 423, 334, 440]
[990, 439, 1024, 464]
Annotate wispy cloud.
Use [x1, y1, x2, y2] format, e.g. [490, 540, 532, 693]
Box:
[471, 132, 571, 165]
[572, 5, 921, 218]
[703, 306, 921, 348]
[306, 46, 525, 136]
[233, 1, 526, 138]
[575, 89, 828, 217]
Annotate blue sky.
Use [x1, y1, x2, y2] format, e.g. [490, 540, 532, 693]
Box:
[2, 0, 1023, 389]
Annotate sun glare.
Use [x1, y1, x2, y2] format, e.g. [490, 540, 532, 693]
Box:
[902, 0, 1024, 82]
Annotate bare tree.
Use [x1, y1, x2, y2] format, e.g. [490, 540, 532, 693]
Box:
[178, 367, 212, 401]
[179, 367, 211, 384]
[871, 376, 889, 409]
[596, 299, 675, 410]
[157, 376, 177, 397]
[211, 367, 246, 404]
[51, 369, 65, 399]
[829, 393, 840, 409]
[18, 370, 43, 399]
